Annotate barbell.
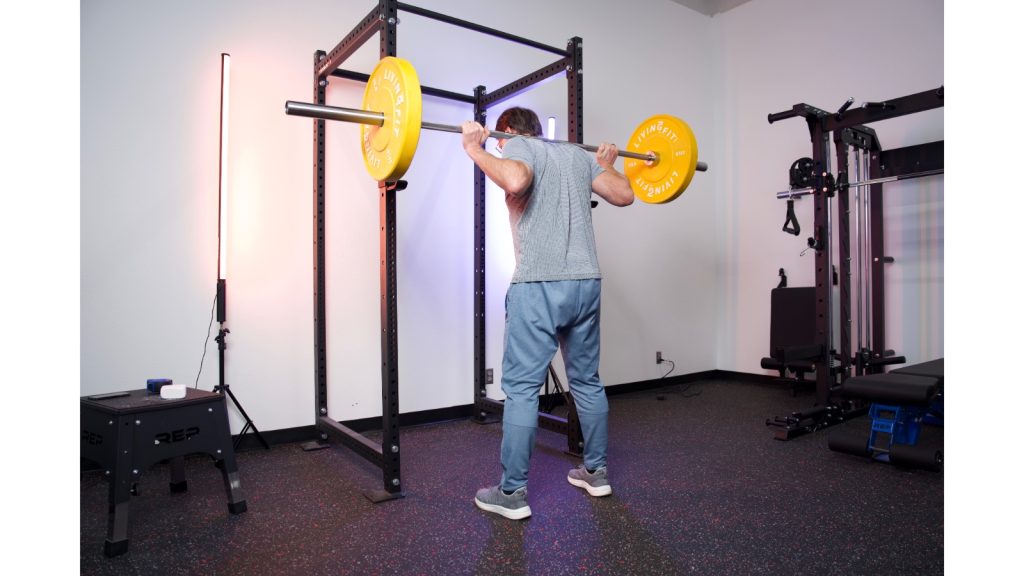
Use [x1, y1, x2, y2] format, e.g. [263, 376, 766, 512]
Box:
[285, 57, 707, 204]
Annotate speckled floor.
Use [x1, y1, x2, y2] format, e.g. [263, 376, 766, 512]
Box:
[80, 379, 943, 575]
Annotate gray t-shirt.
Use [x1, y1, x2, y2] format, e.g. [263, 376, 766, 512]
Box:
[501, 137, 605, 283]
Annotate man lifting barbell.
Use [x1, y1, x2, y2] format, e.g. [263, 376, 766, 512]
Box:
[462, 107, 632, 520]
[284, 56, 709, 518]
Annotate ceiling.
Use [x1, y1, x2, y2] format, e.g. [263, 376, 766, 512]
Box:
[667, 0, 754, 17]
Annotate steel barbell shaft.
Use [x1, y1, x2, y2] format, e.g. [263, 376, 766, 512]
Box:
[421, 122, 711, 169]
[420, 121, 669, 164]
[287, 100, 661, 163]
[286, 101, 385, 126]
[776, 168, 944, 199]
[285, 100, 708, 171]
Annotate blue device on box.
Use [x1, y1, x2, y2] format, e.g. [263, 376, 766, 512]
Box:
[147, 379, 173, 394]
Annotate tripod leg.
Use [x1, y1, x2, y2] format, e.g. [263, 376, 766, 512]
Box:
[224, 387, 270, 450]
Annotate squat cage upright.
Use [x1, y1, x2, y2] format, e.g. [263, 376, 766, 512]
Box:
[310, 0, 587, 501]
[765, 87, 944, 440]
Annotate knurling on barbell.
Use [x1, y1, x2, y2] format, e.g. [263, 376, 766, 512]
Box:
[286, 56, 707, 204]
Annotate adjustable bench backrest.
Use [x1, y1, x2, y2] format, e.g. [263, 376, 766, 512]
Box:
[769, 287, 815, 355]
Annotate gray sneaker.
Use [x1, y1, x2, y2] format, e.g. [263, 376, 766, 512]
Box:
[567, 465, 612, 496]
[474, 485, 532, 520]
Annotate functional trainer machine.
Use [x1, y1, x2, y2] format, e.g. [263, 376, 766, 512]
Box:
[764, 87, 944, 440]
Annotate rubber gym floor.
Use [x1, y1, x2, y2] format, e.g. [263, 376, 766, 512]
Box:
[80, 377, 943, 575]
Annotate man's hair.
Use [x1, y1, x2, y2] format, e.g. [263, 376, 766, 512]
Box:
[495, 107, 543, 137]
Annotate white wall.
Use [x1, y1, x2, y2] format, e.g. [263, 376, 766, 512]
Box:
[81, 0, 719, 434]
[711, 0, 944, 373]
[81, 0, 943, 436]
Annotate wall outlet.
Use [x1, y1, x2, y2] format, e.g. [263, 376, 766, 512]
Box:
[656, 351, 663, 364]
[486, 368, 494, 384]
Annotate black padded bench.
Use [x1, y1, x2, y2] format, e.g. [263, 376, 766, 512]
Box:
[828, 358, 944, 471]
[841, 373, 939, 406]
[892, 358, 944, 386]
[891, 358, 944, 425]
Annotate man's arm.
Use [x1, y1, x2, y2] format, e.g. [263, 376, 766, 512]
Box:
[461, 121, 533, 196]
[591, 143, 634, 207]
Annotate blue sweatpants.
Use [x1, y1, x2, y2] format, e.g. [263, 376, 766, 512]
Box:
[499, 279, 609, 492]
